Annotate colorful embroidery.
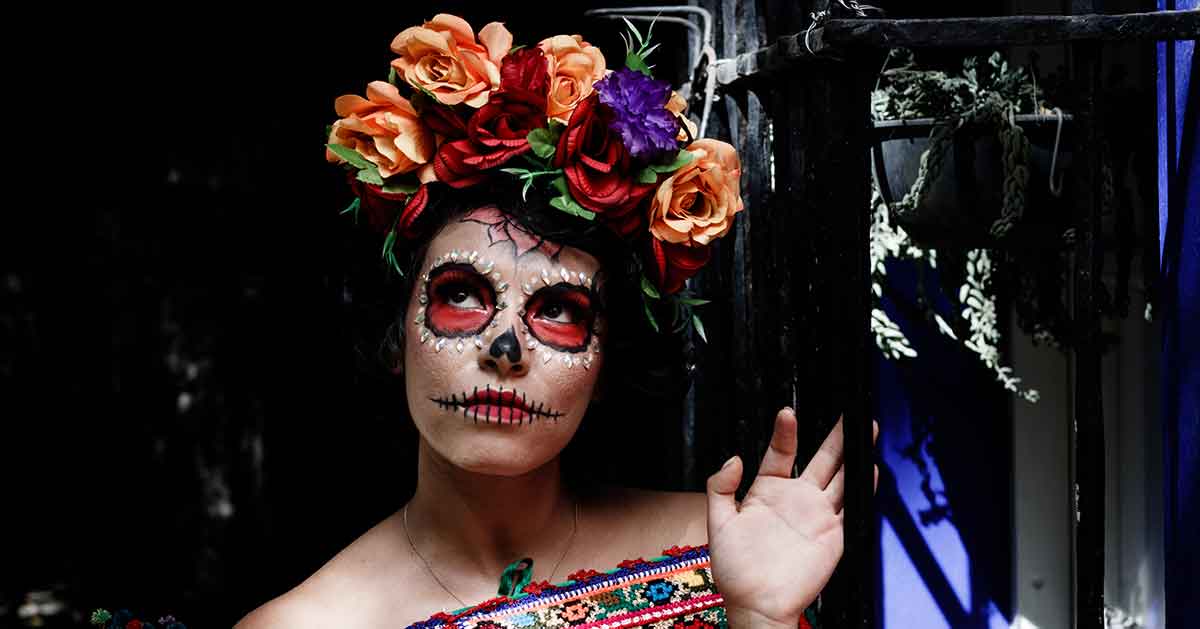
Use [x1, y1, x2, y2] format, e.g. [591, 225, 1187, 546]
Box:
[405, 545, 819, 629]
[88, 609, 186, 629]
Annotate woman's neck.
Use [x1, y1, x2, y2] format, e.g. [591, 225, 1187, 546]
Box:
[406, 438, 577, 586]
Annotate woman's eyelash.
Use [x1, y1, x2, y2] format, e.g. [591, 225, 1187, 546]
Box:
[435, 280, 480, 299]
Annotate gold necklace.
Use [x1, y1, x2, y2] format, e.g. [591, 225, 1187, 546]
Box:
[403, 500, 579, 608]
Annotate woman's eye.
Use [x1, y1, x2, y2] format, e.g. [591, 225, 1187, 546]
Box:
[539, 302, 575, 323]
[447, 287, 482, 308]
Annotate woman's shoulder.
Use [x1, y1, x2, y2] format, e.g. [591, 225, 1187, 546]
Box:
[587, 486, 709, 549]
[235, 510, 425, 629]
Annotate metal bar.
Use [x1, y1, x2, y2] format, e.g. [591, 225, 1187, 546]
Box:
[821, 11, 1200, 47]
[792, 54, 877, 629]
[1071, 39, 1107, 629]
[713, 11, 1199, 89]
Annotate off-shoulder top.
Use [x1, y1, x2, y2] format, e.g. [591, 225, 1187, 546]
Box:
[403, 544, 818, 629]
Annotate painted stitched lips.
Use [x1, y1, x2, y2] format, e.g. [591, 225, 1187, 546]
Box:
[430, 386, 565, 424]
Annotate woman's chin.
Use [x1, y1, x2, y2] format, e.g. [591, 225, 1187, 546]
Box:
[426, 429, 575, 477]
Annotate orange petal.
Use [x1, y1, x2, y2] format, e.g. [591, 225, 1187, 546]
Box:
[428, 14, 476, 45]
[334, 94, 372, 118]
[478, 21, 513, 65]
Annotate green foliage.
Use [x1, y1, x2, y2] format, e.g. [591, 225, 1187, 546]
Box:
[872, 48, 1042, 122]
[326, 143, 372, 170]
[381, 179, 419, 194]
[356, 167, 384, 185]
[620, 17, 659, 77]
[637, 267, 711, 344]
[527, 125, 562, 159]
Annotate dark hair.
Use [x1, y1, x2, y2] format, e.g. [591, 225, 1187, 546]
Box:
[342, 178, 692, 489]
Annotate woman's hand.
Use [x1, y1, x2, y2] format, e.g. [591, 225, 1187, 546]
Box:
[706, 409, 879, 629]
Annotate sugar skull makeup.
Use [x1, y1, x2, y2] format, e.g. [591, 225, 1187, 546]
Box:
[412, 212, 604, 370]
[402, 206, 605, 476]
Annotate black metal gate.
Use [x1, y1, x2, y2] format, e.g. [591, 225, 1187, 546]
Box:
[677, 2, 1198, 627]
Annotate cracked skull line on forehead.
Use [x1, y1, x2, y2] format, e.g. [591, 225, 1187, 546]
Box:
[413, 206, 604, 370]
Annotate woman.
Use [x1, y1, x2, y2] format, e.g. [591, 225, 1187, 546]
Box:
[239, 14, 877, 629]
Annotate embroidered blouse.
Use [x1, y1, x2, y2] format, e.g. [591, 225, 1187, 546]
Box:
[404, 545, 818, 629]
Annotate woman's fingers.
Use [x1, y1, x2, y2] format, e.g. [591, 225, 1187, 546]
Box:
[706, 455, 744, 532]
[799, 415, 844, 489]
[825, 464, 845, 511]
[757, 408, 799, 478]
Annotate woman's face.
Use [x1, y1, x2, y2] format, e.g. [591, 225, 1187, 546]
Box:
[403, 206, 605, 476]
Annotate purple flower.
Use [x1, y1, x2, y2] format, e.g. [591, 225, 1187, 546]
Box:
[595, 68, 680, 162]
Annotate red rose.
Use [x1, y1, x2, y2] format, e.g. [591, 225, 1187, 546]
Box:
[126, 621, 143, 629]
[418, 100, 469, 140]
[649, 238, 712, 295]
[349, 175, 430, 238]
[433, 49, 550, 188]
[500, 46, 550, 101]
[553, 94, 655, 237]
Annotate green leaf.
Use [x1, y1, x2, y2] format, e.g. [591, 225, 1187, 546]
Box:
[386, 250, 405, 277]
[625, 52, 652, 77]
[509, 44, 527, 53]
[651, 150, 695, 173]
[635, 168, 658, 184]
[387, 66, 398, 86]
[381, 179, 418, 194]
[677, 297, 710, 306]
[340, 197, 361, 216]
[643, 300, 660, 332]
[326, 144, 373, 170]
[356, 167, 384, 185]
[692, 313, 708, 343]
[381, 229, 397, 259]
[548, 119, 566, 134]
[550, 175, 570, 197]
[641, 275, 661, 299]
[500, 167, 532, 177]
[527, 127, 561, 159]
[549, 194, 597, 220]
[621, 16, 644, 47]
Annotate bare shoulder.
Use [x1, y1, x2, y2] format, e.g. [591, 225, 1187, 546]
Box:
[236, 511, 426, 629]
[589, 486, 709, 549]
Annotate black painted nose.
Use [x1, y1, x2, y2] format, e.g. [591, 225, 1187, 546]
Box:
[488, 327, 522, 364]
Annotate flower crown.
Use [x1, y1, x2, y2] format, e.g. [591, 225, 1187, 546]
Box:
[325, 14, 744, 337]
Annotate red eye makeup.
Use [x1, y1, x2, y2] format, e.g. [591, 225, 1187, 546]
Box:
[425, 264, 496, 336]
[522, 284, 596, 352]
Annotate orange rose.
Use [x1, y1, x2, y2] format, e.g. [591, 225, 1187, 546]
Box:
[326, 81, 436, 179]
[666, 91, 698, 142]
[537, 34, 606, 122]
[390, 14, 512, 108]
[648, 139, 744, 247]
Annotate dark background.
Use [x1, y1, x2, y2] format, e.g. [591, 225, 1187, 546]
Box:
[2, 3, 697, 625]
[0, 0, 1144, 627]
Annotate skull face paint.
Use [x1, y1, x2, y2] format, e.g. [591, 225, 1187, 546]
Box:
[425, 263, 497, 336]
[403, 206, 605, 477]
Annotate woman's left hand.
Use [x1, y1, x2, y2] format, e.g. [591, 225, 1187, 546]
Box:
[705, 409, 879, 629]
